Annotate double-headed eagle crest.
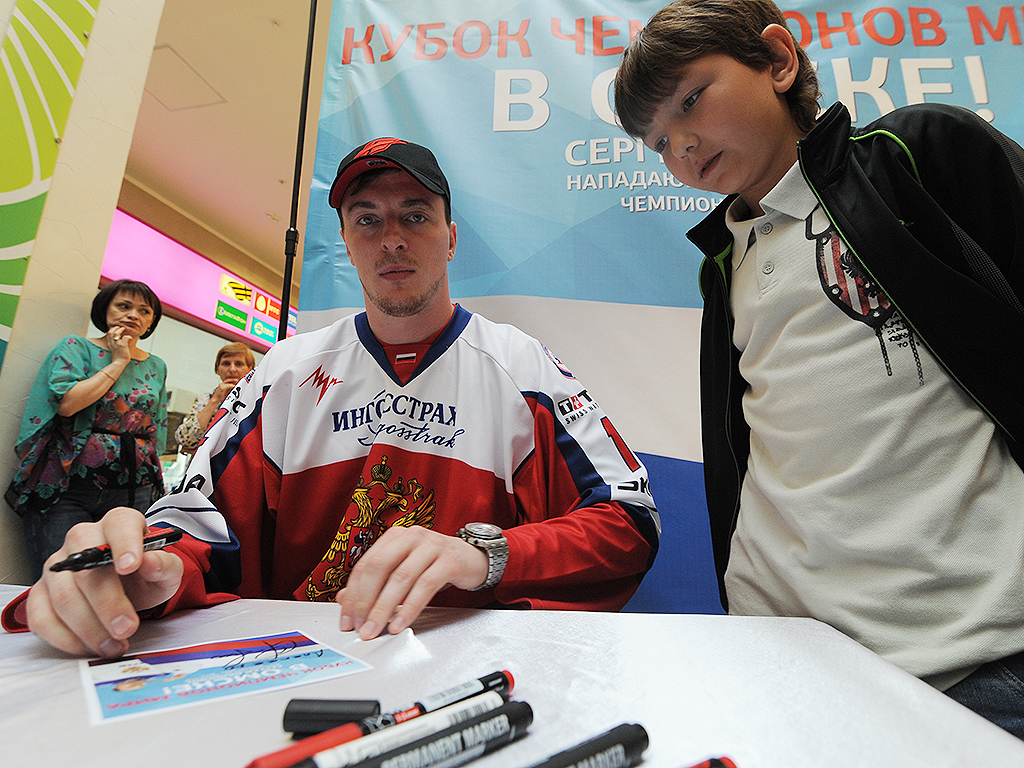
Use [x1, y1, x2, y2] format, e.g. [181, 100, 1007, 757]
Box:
[304, 455, 436, 601]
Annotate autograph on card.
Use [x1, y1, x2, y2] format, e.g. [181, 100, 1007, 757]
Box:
[81, 630, 371, 724]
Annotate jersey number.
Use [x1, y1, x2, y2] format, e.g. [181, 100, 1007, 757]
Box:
[602, 417, 641, 472]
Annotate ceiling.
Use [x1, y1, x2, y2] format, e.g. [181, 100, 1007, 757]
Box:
[124, 0, 334, 300]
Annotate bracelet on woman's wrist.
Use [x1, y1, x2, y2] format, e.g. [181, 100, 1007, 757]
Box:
[99, 368, 117, 382]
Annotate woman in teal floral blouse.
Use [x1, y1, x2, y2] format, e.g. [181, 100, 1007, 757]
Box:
[8, 280, 168, 580]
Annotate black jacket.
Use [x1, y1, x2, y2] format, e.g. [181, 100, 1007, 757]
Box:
[688, 102, 1024, 608]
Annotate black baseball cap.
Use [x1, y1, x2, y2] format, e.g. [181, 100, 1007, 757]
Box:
[329, 138, 451, 213]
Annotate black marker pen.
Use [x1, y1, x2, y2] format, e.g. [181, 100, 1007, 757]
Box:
[527, 723, 649, 768]
[49, 527, 183, 572]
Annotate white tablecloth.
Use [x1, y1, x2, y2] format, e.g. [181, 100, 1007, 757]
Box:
[2, 584, 1022, 768]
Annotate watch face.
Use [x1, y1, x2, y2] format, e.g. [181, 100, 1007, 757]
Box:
[464, 522, 502, 538]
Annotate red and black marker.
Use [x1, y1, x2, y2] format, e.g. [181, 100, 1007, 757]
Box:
[49, 527, 183, 572]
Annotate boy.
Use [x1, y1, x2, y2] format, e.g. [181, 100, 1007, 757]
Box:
[614, 0, 1024, 737]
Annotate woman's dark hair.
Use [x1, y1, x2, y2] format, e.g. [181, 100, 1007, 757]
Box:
[91, 279, 163, 339]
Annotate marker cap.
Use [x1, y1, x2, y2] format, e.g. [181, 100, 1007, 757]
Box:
[283, 699, 382, 737]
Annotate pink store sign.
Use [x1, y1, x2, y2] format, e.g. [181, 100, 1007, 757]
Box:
[102, 210, 296, 350]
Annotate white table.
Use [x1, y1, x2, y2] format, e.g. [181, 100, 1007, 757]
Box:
[2, 584, 1022, 768]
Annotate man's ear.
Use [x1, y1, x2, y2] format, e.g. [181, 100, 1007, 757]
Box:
[761, 24, 800, 94]
[447, 221, 457, 262]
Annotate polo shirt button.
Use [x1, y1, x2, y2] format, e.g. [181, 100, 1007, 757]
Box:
[762, 262, 775, 274]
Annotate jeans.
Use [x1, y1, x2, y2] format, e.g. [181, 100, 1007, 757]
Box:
[944, 649, 1024, 740]
[21, 479, 155, 583]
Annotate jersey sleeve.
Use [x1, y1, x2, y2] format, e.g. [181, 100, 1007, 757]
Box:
[494, 342, 660, 611]
[144, 364, 273, 612]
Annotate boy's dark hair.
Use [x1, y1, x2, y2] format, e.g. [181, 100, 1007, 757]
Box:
[614, 0, 821, 138]
[91, 279, 163, 339]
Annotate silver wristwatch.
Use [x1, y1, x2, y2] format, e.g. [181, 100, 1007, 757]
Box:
[457, 522, 509, 591]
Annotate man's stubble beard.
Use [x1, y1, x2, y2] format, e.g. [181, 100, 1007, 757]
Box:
[364, 269, 446, 318]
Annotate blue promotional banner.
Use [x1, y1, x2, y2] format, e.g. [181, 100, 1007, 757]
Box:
[302, 0, 1024, 613]
[304, 0, 702, 312]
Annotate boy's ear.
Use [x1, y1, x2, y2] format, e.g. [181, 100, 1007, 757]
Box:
[761, 24, 800, 94]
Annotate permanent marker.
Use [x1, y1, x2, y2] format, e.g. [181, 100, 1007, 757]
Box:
[526, 723, 649, 768]
[291, 691, 507, 768]
[248, 671, 515, 768]
[49, 527, 183, 572]
[282, 670, 513, 737]
[293, 700, 533, 768]
[402, 670, 513, 720]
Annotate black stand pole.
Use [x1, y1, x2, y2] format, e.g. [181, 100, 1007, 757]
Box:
[279, 0, 319, 341]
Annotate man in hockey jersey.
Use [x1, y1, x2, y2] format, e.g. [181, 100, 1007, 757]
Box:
[11, 138, 660, 658]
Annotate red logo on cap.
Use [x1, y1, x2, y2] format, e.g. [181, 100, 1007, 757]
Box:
[356, 138, 407, 159]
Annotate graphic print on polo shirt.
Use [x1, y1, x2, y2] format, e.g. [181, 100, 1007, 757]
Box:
[301, 454, 436, 601]
[808, 205, 925, 383]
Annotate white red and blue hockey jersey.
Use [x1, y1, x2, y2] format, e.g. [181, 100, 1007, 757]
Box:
[145, 305, 660, 615]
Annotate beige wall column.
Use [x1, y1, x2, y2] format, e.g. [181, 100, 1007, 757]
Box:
[0, 0, 167, 585]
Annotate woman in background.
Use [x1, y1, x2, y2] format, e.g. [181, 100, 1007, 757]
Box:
[174, 342, 254, 454]
[8, 279, 168, 580]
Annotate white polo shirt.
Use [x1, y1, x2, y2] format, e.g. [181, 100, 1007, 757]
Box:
[723, 161, 1024, 690]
